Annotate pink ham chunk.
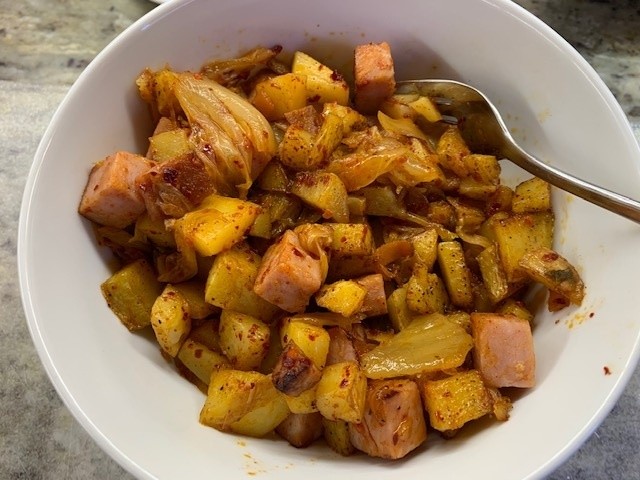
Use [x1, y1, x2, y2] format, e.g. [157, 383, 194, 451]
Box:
[79, 151, 154, 228]
[354, 42, 396, 115]
[253, 230, 323, 313]
[349, 379, 427, 459]
[355, 274, 387, 317]
[470, 313, 536, 388]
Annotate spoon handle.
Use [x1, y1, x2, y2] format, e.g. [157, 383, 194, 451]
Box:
[506, 141, 640, 224]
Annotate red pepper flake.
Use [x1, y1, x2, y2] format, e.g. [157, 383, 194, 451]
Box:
[589, 312, 595, 318]
[603, 366, 611, 375]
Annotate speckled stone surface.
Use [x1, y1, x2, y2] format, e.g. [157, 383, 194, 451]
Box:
[1, 1, 638, 479]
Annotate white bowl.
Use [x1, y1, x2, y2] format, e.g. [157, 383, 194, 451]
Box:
[18, 0, 640, 479]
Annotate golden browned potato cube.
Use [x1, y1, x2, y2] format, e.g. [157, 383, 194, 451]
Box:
[518, 247, 585, 305]
[250, 72, 308, 121]
[200, 369, 289, 437]
[100, 259, 163, 331]
[463, 154, 500, 184]
[171, 280, 216, 319]
[315, 279, 367, 317]
[412, 228, 439, 270]
[148, 128, 191, 163]
[477, 244, 510, 304]
[316, 362, 367, 423]
[327, 223, 375, 257]
[204, 243, 280, 322]
[489, 212, 554, 283]
[421, 370, 492, 432]
[291, 51, 349, 106]
[284, 387, 319, 414]
[133, 213, 175, 249]
[322, 418, 355, 456]
[279, 124, 317, 171]
[386, 286, 415, 331]
[188, 320, 221, 353]
[150, 284, 191, 357]
[496, 298, 534, 322]
[280, 319, 330, 369]
[436, 126, 470, 177]
[291, 172, 349, 223]
[406, 265, 449, 314]
[512, 177, 552, 213]
[218, 310, 270, 371]
[437, 241, 474, 309]
[322, 102, 367, 134]
[179, 194, 262, 257]
[177, 339, 229, 385]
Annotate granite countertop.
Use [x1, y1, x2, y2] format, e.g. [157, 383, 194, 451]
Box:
[1, 0, 638, 478]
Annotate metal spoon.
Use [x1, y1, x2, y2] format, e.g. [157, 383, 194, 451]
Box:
[397, 79, 640, 224]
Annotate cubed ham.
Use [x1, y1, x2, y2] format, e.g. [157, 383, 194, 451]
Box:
[355, 274, 387, 317]
[79, 151, 154, 228]
[349, 379, 427, 459]
[470, 313, 536, 388]
[354, 42, 396, 115]
[276, 412, 324, 448]
[253, 230, 323, 313]
[326, 327, 359, 365]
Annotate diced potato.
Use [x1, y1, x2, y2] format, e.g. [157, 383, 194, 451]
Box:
[179, 194, 262, 257]
[322, 103, 367, 134]
[200, 369, 289, 437]
[279, 125, 317, 171]
[133, 213, 176, 249]
[386, 286, 415, 331]
[360, 314, 473, 379]
[477, 244, 510, 304]
[280, 319, 331, 369]
[315, 279, 367, 317]
[150, 284, 191, 357]
[463, 154, 500, 184]
[421, 370, 493, 432]
[156, 218, 198, 283]
[412, 228, 439, 270]
[204, 243, 280, 322]
[148, 128, 191, 163]
[485, 185, 514, 216]
[218, 310, 270, 371]
[512, 177, 552, 213]
[153, 69, 181, 117]
[188, 320, 222, 353]
[284, 387, 319, 414]
[437, 126, 470, 177]
[489, 212, 554, 282]
[291, 51, 349, 105]
[323, 418, 355, 456]
[496, 298, 534, 322]
[437, 241, 474, 309]
[291, 172, 349, 223]
[316, 362, 368, 423]
[101, 259, 163, 331]
[177, 339, 229, 385]
[171, 280, 216, 319]
[328, 223, 375, 257]
[406, 265, 449, 314]
[250, 72, 308, 121]
[518, 247, 585, 305]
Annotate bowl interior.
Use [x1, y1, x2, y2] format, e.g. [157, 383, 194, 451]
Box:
[19, 0, 640, 479]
